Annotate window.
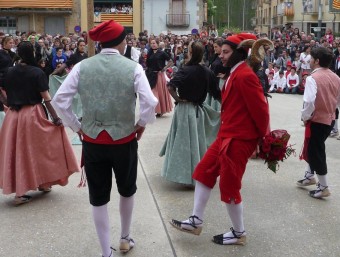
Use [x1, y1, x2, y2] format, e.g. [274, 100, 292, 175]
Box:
[0, 17, 16, 34]
[310, 22, 327, 36]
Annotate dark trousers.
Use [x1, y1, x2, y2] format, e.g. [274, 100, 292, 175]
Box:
[83, 139, 138, 206]
[308, 121, 333, 175]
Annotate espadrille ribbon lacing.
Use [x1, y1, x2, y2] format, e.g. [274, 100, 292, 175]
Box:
[170, 215, 203, 235]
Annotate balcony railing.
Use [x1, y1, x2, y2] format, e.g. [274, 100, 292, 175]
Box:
[166, 14, 190, 27]
[94, 13, 133, 25]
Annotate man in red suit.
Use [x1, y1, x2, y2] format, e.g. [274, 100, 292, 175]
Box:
[170, 34, 270, 245]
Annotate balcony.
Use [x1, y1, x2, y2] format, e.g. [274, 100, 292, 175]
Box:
[94, 13, 133, 26]
[166, 14, 190, 27]
[302, 0, 318, 14]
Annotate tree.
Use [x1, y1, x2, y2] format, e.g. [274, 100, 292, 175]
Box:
[207, 0, 217, 25]
[212, 0, 256, 31]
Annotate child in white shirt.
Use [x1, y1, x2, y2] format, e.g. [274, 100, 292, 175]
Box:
[285, 66, 299, 94]
[268, 71, 276, 93]
[276, 70, 287, 93]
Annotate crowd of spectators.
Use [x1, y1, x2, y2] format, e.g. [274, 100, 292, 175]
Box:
[253, 25, 340, 95]
[0, 30, 89, 77]
[1, 24, 340, 95]
[94, 4, 133, 14]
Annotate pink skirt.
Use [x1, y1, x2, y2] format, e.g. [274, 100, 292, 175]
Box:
[152, 72, 173, 114]
[0, 104, 80, 196]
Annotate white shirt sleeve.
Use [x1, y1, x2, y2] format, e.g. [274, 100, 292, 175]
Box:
[301, 76, 317, 121]
[134, 64, 158, 127]
[131, 47, 140, 63]
[286, 74, 291, 88]
[51, 62, 82, 132]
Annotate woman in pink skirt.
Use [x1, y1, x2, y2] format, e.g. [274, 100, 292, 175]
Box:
[146, 39, 173, 116]
[0, 42, 80, 205]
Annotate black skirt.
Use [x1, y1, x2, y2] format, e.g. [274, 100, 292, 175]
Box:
[146, 69, 159, 89]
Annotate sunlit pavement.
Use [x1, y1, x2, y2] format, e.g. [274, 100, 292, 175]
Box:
[1, 93, 339, 257]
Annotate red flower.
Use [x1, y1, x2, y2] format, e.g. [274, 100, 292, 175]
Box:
[258, 130, 295, 173]
[261, 143, 271, 153]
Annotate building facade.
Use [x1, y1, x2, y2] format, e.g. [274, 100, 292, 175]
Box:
[143, 0, 205, 35]
[0, 0, 205, 36]
[0, 0, 79, 35]
[255, 0, 340, 37]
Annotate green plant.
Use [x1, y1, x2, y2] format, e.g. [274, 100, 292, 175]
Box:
[218, 26, 242, 36]
[207, 0, 217, 20]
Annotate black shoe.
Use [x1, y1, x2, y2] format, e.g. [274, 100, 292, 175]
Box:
[212, 227, 246, 245]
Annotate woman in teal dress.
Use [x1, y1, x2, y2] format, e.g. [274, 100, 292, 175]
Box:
[160, 41, 220, 186]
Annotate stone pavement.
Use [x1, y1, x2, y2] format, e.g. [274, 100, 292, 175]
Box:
[1, 93, 340, 257]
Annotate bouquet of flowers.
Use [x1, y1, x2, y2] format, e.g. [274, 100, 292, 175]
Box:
[258, 129, 295, 173]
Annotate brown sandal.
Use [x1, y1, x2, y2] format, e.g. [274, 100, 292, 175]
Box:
[38, 186, 52, 193]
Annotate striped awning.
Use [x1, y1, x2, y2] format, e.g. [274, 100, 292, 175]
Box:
[0, 0, 73, 9]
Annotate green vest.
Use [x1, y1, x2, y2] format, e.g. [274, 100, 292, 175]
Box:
[78, 53, 137, 140]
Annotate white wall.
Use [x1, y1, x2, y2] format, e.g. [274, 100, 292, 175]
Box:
[143, 0, 202, 35]
[143, 0, 168, 35]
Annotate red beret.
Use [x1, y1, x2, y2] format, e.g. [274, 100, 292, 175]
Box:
[225, 33, 257, 47]
[89, 20, 125, 44]
[302, 71, 309, 76]
[286, 60, 292, 66]
[291, 65, 297, 70]
[269, 71, 274, 75]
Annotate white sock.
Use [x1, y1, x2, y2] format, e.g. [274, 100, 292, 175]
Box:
[180, 181, 211, 230]
[92, 204, 112, 257]
[226, 202, 245, 233]
[306, 164, 314, 177]
[120, 195, 134, 239]
[317, 174, 328, 189]
[192, 181, 212, 221]
[334, 120, 338, 131]
[219, 202, 246, 244]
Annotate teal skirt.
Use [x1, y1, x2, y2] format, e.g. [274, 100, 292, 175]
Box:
[204, 92, 221, 111]
[160, 102, 220, 185]
[0, 111, 4, 129]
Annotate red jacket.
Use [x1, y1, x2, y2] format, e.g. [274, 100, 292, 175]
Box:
[218, 62, 269, 140]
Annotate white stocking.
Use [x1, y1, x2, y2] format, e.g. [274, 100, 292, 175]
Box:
[220, 201, 246, 244]
[92, 204, 112, 257]
[120, 195, 134, 239]
[317, 174, 328, 188]
[180, 181, 211, 230]
[192, 181, 212, 220]
[306, 164, 314, 176]
[333, 118, 338, 131]
[226, 201, 245, 233]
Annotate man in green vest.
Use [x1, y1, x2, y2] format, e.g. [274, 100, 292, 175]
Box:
[52, 20, 158, 257]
